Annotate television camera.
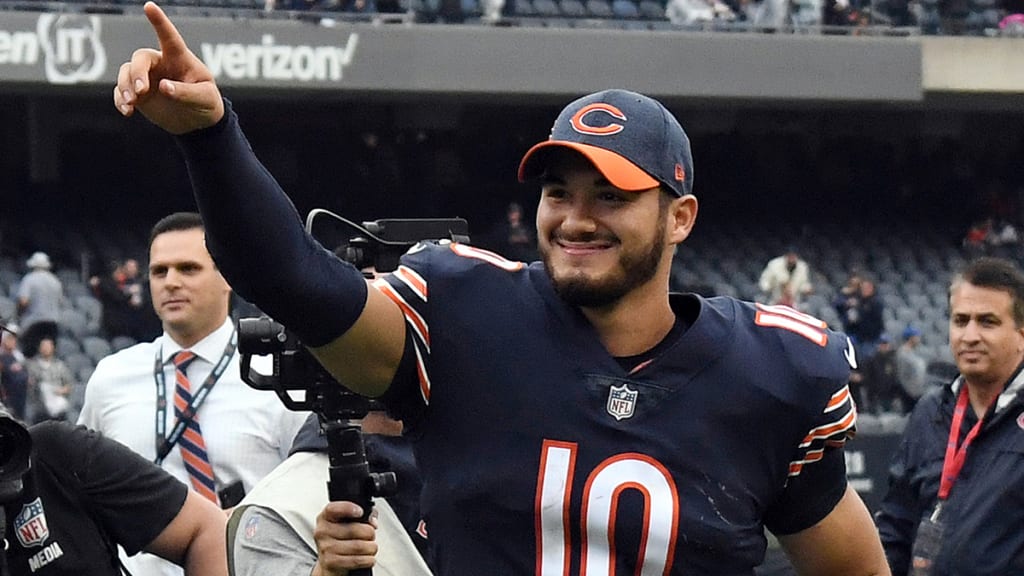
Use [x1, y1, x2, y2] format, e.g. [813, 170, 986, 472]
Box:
[237, 211, 468, 574]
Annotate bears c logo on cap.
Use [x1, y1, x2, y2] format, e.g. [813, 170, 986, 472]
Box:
[570, 103, 626, 136]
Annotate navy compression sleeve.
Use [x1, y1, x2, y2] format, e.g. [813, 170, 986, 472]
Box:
[175, 99, 367, 347]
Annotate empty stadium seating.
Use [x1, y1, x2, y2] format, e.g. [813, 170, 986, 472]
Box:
[0, 212, 969, 379]
[0, 0, 937, 33]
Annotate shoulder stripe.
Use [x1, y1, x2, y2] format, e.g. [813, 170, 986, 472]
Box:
[392, 266, 427, 302]
[412, 337, 431, 404]
[787, 385, 857, 478]
[788, 450, 824, 476]
[823, 387, 851, 413]
[799, 406, 856, 448]
[374, 281, 430, 351]
[753, 311, 828, 347]
[373, 279, 432, 405]
[450, 243, 526, 271]
[754, 303, 827, 328]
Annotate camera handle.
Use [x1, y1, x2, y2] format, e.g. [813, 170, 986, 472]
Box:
[322, 417, 397, 576]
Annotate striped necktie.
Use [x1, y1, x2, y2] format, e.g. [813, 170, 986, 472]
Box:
[172, 350, 219, 504]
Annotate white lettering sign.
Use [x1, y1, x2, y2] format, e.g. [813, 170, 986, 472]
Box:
[0, 14, 106, 84]
[200, 33, 358, 82]
[0, 30, 38, 64]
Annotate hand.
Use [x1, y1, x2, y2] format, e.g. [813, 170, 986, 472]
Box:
[311, 501, 379, 576]
[113, 2, 225, 134]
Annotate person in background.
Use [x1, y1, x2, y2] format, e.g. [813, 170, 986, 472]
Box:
[228, 411, 433, 576]
[856, 334, 900, 414]
[758, 246, 814, 310]
[894, 325, 928, 414]
[25, 337, 76, 423]
[834, 272, 885, 362]
[78, 212, 309, 576]
[477, 201, 539, 263]
[92, 258, 159, 342]
[875, 257, 1024, 575]
[0, 324, 29, 420]
[17, 252, 63, 359]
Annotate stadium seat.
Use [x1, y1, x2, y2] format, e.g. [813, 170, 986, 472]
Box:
[531, 0, 561, 15]
[59, 308, 90, 339]
[75, 365, 95, 388]
[513, 0, 537, 15]
[55, 267, 80, 287]
[981, 8, 1002, 28]
[612, 0, 640, 17]
[63, 280, 91, 301]
[80, 335, 112, 364]
[462, 0, 483, 16]
[110, 335, 138, 352]
[55, 336, 82, 358]
[559, 0, 587, 16]
[585, 0, 613, 16]
[62, 353, 94, 379]
[637, 0, 665, 18]
[74, 294, 103, 336]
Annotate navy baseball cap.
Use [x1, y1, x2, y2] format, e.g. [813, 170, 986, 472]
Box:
[518, 89, 693, 197]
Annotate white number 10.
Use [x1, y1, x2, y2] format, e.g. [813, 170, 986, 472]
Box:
[536, 440, 680, 576]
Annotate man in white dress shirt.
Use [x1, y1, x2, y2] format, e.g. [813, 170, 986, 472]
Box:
[79, 211, 308, 576]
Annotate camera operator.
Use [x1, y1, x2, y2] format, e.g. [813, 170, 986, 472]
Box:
[0, 400, 226, 576]
[227, 412, 432, 576]
[229, 261, 433, 576]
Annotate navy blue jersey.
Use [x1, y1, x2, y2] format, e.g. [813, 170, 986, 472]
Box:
[378, 243, 856, 576]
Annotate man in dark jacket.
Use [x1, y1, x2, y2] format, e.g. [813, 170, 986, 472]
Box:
[875, 256, 1024, 575]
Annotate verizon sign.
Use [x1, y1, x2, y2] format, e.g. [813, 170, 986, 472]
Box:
[0, 13, 106, 84]
[0, 10, 925, 100]
[0, 12, 359, 88]
[199, 33, 358, 82]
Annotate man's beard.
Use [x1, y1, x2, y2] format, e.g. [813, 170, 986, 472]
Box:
[543, 218, 666, 308]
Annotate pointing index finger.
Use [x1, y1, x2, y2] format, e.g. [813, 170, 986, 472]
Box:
[143, 2, 188, 57]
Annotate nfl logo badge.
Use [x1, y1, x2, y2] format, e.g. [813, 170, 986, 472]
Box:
[244, 516, 260, 540]
[607, 383, 638, 421]
[14, 498, 49, 548]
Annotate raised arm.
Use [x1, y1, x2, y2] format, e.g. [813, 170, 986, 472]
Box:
[112, 2, 406, 397]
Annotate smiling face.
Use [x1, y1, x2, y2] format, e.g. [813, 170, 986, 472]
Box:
[149, 227, 232, 348]
[535, 149, 691, 309]
[949, 281, 1024, 389]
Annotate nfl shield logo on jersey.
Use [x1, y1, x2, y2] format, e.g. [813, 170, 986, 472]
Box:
[14, 498, 50, 548]
[607, 383, 638, 421]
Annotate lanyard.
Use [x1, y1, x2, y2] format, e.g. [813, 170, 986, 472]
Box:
[153, 330, 238, 464]
[938, 384, 990, 501]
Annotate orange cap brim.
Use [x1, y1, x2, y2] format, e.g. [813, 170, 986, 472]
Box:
[517, 141, 659, 192]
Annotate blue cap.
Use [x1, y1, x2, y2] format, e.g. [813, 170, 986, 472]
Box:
[903, 326, 922, 340]
[518, 89, 693, 198]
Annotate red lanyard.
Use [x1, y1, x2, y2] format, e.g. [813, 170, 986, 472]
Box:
[938, 384, 989, 500]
